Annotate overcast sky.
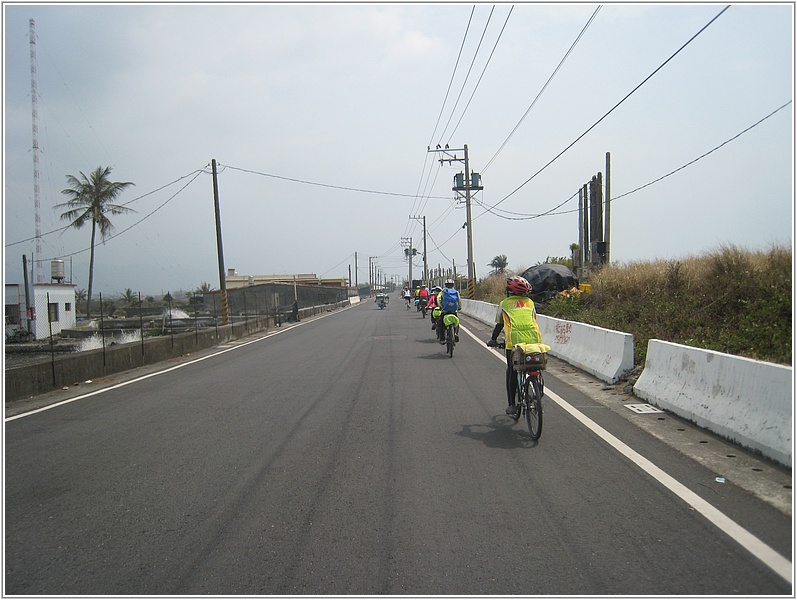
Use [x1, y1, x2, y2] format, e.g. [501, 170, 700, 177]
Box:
[3, 2, 793, 297]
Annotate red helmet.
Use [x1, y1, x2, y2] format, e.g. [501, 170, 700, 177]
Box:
[506, 275, 531, 296]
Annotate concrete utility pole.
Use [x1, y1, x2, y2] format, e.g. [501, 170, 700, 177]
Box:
[400, 237, 413, 287]
[428, 144, 482, 298]
[211, 159, 229, 325]
[410, 215, 427, 283]
[604, 152, 611, 264]
[369, 256, 377, 295]
[29, 19, 42, 283]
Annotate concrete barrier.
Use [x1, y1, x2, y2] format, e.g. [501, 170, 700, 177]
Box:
[459, 299, 497, 326]
[634, 340, 792, 467]
[537, 315, 634, 384]
[460, 299, 634, 384]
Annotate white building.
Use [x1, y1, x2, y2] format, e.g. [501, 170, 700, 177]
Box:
[32, 283, 76, 340]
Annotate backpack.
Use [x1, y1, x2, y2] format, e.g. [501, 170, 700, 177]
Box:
[441, 288, 459, 312]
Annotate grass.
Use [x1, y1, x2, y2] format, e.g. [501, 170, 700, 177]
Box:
[475, 244, 792, 367]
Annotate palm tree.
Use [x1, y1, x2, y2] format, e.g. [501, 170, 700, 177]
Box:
[55, 166, 134, 318]
[121, 288, 137, 305]
[75, 288, 88, 306]
[489, 254, 508, 275]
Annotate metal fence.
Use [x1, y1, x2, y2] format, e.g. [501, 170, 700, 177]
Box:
[203, 282, 349, 324]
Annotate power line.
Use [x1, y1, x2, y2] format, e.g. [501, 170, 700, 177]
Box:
[438, 5, 496, 143]
[474, 190, 577, 221]
[478, 99, 791, 221]
[408, 6, 476, 232]
[482, 5, 601, 172]
[220, 163, 449, 200]
[447, 5, 514, 144]
[5, 167, 208, 247]
[426, 6, 475, 148]
[33, 169, 204, 261]
[480, 4, 731, 215]
[611, 100, 793, 202]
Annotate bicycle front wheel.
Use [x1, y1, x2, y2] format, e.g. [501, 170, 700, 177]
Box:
[524, 375, 543, 440]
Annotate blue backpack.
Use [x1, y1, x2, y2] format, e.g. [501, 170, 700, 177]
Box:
[441, 288, 459, 312]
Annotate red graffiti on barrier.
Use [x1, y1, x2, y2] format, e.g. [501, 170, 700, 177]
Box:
[554, 322, 572, 345]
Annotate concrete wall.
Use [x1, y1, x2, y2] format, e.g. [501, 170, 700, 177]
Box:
[634, 340, 792, 467]
[6, 300, 348, 402]
[460, 299, 634, 383]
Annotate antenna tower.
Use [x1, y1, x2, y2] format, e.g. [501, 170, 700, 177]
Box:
[29, 18, 42, 282]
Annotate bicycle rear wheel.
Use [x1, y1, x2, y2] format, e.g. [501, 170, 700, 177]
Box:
[524, 375, 543, 440]
[508, 371, 522, 420]
[446, 325, 454, 357]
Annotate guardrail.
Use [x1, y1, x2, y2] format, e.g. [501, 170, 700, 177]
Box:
[634, 340, 792, 467]
[459, 298, 791, 467]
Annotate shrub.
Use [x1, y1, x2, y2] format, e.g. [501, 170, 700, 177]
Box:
[478, 245, 791, 366]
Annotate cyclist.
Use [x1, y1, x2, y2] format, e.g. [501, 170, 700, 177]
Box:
[418, 284, 430, 317]
[426, 286, 442, 330]
[486, 275, 543, 415]
[402, 286, 412, 308]
[436, 279, 461, 344]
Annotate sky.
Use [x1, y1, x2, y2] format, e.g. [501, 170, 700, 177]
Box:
[3, 2, 793, 297]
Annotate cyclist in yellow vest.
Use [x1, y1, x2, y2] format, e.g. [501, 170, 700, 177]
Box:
[487, 276, 543, 414]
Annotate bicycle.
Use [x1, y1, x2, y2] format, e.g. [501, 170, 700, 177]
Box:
[442, 313, 459, 358]
[419, 296, 428, 319]
[498, 342, 545, 440]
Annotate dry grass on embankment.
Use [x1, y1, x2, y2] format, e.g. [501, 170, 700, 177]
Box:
[475, 244, 792, 367]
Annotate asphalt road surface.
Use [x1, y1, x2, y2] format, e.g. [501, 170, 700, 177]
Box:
[5, 299, 792, 595]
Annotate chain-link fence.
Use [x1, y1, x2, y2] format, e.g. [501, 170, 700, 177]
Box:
[203, 282, 349, 324]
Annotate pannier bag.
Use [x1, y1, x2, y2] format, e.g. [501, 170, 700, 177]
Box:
[511, 342, 551, 371]
[432, 308, 442, 319]
[442, 313, 460, 327]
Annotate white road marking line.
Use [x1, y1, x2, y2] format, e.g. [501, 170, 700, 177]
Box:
[461, 324, 792, 585]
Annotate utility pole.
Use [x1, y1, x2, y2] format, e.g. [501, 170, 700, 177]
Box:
[211, 159, 229, 325]
[369, 256, 377, 296]
[428, 144, 482, 298]
[400, 237, 413, 287]
[29, 19, 42, 283]
[604, 152, 611, 265]
[354, 252, 358, 287]
[409, 215, 427, 283]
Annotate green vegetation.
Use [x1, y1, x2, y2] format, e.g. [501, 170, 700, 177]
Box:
[55, 166, 135, 318]
[488, 254, 508, 274]
[476, 245, 792, 366]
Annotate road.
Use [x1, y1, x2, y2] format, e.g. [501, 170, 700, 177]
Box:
[5, 299, 792, 595]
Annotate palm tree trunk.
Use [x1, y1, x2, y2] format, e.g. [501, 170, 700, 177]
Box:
[86, 220, 97, 318]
